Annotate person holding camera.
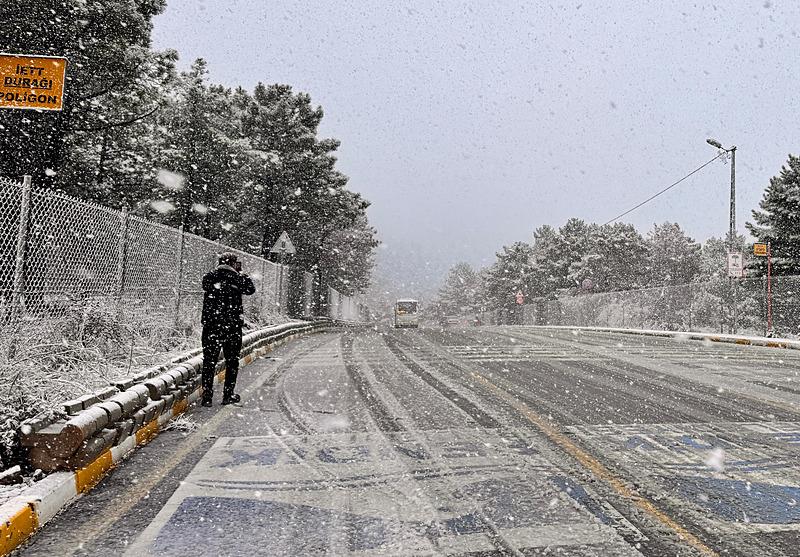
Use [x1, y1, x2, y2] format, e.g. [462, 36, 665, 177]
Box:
[200, 252, 256, 406]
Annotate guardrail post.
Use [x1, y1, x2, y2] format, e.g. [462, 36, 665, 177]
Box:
[11, 175, 32, 321]
[173, 225, 186, 329]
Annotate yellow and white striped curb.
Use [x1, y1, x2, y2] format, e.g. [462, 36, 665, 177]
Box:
[0, 324, 319, 556]
[520, 325, 800, 351]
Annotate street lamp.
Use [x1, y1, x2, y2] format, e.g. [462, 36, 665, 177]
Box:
[706, 138, 737, 248]
[708, 138, 739, 335]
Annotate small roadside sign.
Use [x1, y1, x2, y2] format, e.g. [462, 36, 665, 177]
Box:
[753, 243, 768, 257]
[0, 53, 67, 111]
[515, 291, 524, 305]
[269, 231, 296, 255]
[727, 252, 744, 278]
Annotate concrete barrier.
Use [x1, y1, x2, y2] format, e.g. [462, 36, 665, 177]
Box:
[2, 319, 328, 556]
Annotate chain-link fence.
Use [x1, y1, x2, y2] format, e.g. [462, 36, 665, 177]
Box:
[523, 276, 796, 337]
[0, 176, 293, 359]
[0, 176, 23, 317]
[302, 271, 314, 318]
[328, 286, 369, 322]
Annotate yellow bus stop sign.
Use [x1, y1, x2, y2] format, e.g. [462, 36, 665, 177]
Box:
[0, 53, 67, 111]
[753, 243, 768, 257]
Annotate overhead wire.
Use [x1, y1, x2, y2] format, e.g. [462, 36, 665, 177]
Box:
[602, 152, 726, 226]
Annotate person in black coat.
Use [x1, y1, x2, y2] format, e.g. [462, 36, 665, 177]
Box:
[201, 252, 256, 406]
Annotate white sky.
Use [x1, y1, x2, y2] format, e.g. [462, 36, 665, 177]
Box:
[152, 0, 800, 279]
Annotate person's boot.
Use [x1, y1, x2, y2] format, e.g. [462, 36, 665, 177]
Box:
[221, 393, 241, 405]
[201, 391, 213, 407]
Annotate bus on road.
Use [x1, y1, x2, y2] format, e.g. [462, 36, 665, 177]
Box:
[394, 299, 419, 328]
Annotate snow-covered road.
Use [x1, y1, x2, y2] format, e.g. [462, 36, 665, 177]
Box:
[15, 326, 800, 556]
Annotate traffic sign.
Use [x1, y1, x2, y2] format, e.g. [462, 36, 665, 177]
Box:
[0, 53, 67, 111]
[269, 231, 296, 255]
[753, 243, 768, 257]
[727, 252, 744, 278]
[515, 291, 524, 305]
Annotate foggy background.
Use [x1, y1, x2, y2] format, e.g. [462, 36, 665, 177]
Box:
[152, 0, 800, 300]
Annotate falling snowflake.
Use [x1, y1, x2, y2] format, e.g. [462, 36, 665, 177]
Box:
[156, 169, 186, 191]
[150, 200, 175, 214]
[705, 448, 726, 472]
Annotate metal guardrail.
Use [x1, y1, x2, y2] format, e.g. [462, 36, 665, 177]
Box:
[0, 320, 329, 556]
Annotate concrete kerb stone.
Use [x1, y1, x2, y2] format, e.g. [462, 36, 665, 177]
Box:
[0, 321, 326, 556]
[519, 325, 800, 351]
[0, 499, 37, 556]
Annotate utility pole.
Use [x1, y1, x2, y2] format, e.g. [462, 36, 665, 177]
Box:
[728, 146, 736, 247]
[706, 139, 737, 249]
[707, 138, 738, 334]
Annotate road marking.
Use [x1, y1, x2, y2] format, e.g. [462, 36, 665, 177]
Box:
[443, 344, 604, 362]
[41, 335, 331, 553]
[491, 328, 800, 417]
[470, 371, 719, 557]
[566, 421, 800, 534]
[125, 430, 636, 556]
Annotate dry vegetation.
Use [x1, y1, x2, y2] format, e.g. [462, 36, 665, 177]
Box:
[0, 301, 199, 470]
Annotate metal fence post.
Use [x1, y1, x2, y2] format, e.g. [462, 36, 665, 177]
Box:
[173, 225, 186, 329]
[280, 258, 289, 313]
[639, 297, 644, 329]
[275, 262, 281, 310]
[115, 208, 129, 304]
[258, 258, 267, 319]
[278, 263, 285, 314]
[11, 175, 32, 321]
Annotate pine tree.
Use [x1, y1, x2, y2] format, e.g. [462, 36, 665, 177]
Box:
[225, 83, 377, 299]
[481, 242, 536, 311]
[149, 59, 247, 236]
[317, 216, 380, 296]
[568, 223, 648, 292]
[747, 154, 800, 276]
[531, 219, 593, 295]
[645, 222, 700, 286]
[438, 263, 479, 314]
[0, 1, 174, 189]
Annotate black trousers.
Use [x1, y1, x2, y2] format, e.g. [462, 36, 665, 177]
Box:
[201, 325, 243, 400]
